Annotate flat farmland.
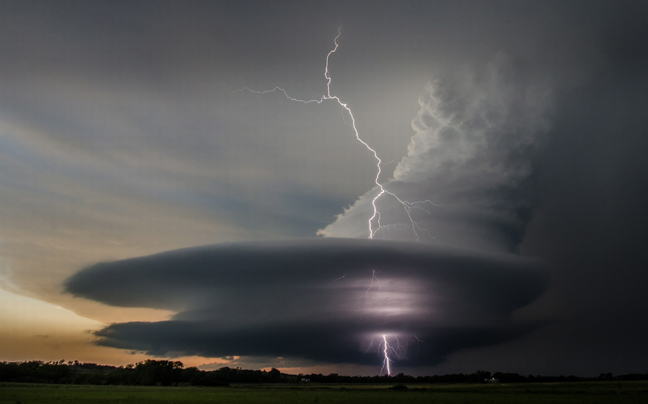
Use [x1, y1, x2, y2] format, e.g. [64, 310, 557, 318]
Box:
[2, 381, 648, 404]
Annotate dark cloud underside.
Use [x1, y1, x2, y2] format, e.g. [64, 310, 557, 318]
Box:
[67, 238, 545, 366]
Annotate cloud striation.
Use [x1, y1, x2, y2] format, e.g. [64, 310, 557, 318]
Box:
[66, 238, 545, 367]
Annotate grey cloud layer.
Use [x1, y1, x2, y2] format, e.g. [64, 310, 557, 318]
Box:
[66, 238, 546, 366]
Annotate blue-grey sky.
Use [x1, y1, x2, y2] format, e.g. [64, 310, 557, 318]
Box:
[1, 0, 647, 376]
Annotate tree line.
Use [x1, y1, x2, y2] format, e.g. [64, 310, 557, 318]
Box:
[0, 360, 646, 386]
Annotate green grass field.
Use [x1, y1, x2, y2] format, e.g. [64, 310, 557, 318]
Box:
[2, 381, 648, 404]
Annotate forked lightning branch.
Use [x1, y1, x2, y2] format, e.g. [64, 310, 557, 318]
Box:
[237, 27, 433, 242]
[238, 28, 430, 376]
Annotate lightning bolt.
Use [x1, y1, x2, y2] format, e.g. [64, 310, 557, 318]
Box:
[364, 334, 393, 376]
[367, 332, 419, 376]
[364, 271, 395, 376]
[238, 27, 434, 376]
[366, 269, 381, 297]
[360, 269, 381, 318]
[237, 27, 435, 241]
[381, 334, 392, 376]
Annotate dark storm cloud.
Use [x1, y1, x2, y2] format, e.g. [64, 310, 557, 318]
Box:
[66, 238, 546, 366]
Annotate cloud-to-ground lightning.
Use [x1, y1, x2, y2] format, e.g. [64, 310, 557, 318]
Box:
[238, 27, 434, 242]
[239, 27, 431, 375]
[365, 333, 408, 376]
[381, 335, 393, 376]
[363, 334, 393, 376]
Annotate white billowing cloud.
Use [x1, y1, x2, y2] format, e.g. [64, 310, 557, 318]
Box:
[320, 53, 553, 253]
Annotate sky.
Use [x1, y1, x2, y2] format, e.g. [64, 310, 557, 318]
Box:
[1, 0, 647, 377]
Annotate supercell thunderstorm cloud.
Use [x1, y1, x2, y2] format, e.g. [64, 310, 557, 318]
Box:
[2, 0, 647, 378]
[65, 31, 552, 372]
[66, 239, 546, 367]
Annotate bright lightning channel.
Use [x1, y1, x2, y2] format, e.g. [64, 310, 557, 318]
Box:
[381, 335, 392, 376]
[238, 27, 432, 241]
[240, 27, 431, 376]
